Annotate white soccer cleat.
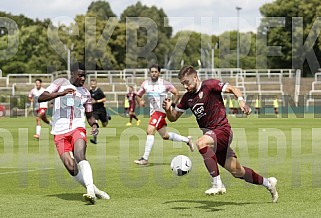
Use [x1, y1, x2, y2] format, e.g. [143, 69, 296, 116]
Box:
[187, 136, 195, 152]
[83, 193, 97, 204]
[267, 177, 279, 203]
[205, 184, 226, 195]
[134, 157, 148, 165]
[95, 189, 110, 200]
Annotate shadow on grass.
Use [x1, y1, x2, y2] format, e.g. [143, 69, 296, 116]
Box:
[47, 193, 83, 202]
[164, 199, 263, 212]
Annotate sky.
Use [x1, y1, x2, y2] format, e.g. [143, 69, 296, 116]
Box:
[1, 0, 274, 35]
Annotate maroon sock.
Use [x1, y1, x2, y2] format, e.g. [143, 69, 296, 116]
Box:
[199, 146, 219, 177]
[129, 114, 133, 122]
[132, 114, 138, 120]
[242, 166, 263, 185]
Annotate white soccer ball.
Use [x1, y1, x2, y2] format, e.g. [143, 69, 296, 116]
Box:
[171, 155, 192, 176]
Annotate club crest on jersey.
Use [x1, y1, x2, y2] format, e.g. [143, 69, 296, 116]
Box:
[198, 91, 203, 99]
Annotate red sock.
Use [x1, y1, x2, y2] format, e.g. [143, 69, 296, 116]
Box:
[199, 146, 219, 177]
[242, 166, 263, 185]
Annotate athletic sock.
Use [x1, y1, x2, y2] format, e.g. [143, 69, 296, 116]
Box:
[78, 160, 95, 194]
[132, 114, 138, 121]
[72, 171, 101, 193]
[213, 175, 223, 186]
[72, 171, 86, 188]
[129, 114, 133, 122]
[143, 135, 155, 160]
[199, 146, 220, 177]
[242, 166, 263, 185]
[168, 132, 189, 143]
[36, 125, 41, 135]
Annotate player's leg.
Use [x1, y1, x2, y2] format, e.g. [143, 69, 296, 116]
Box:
[34, 114, 42, 139]
[73, 138, 96, 204]
[196, 134, 226, 195]
[224, 156, 279, 203]
[157, 126, 194, 152]
[90, 112, 99, 144]
[99, 109, 108, 127]
[134, 124, 156, 165]
[39, 109, 50, 125]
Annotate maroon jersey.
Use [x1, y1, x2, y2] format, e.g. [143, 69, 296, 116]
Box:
[127, 92, 137, 109]
[176, 79, 231, 132]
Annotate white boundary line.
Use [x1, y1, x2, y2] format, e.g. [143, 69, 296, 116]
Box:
[0, 167, 55, 175]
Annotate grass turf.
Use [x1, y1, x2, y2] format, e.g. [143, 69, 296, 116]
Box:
[0, 114, 321, 217]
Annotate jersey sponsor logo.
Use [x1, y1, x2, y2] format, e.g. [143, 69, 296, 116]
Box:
[192, 103, 206, 119]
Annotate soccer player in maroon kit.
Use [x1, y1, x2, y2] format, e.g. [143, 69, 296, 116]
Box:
[163, 66, 278, 203]
[126, 86, 141, 126]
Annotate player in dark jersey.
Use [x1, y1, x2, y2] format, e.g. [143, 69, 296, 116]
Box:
[162, 65, 278, 203]
[89, 79, 110, 144]
[126, 86, 141, 126]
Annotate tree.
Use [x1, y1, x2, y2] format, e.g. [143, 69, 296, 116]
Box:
[87, 1, 116, 20]
[259, 0, 321, 76]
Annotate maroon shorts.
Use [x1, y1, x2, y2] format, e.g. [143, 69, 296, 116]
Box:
[204, 128, 236, 167]
[129, 103, 136, 112]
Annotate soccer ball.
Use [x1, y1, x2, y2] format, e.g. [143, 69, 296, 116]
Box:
[170, 155, 192, 176]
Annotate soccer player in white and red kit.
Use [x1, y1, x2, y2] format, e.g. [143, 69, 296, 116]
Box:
[38, 62, 109, 204]
[134, 64, 194, 165]
[163, 66, 278, 203]
[28, 79, 51, 139]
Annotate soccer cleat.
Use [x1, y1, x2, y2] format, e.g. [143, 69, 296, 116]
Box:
[187, 136, 195, 152]
[126, 122, 132, 126]
[136, 120, 141, 126]
[83, 193, 96, 204]
[134, 157, 148, 165]
[205, 184, 226, 195]
[33, 134, 40, 139]
[267, 177, 279, 203]
[90, 139, 97, 144]
[95, 189, 110, 200]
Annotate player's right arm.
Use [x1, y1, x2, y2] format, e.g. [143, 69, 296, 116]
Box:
[162, 98, 183, 122]
[38, 88, 74, 102]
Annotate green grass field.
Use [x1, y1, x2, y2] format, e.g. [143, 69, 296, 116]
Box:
[1, 114, 321, 217]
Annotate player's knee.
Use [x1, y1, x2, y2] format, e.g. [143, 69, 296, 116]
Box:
[162, 135, 169, 140]
[196, 138, 210, 150]
[228, 166, 243, 178]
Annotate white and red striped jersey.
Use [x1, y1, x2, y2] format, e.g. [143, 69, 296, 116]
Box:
[137, 78, 175, 115]
[45, 78, 92, 135]
[28, 87, 48, 110]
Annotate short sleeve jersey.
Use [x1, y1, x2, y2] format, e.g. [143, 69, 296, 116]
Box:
[89, 87, 105, 110]
[137, 78, 174, 115]
[45, 78, 92, 135]
[28, 87, 48, 110]
[176, 79, 231, 131]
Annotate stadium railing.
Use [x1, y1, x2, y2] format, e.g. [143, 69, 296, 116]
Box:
[307, 72, 321, 107]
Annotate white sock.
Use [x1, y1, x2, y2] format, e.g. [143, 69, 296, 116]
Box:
[212, 175, 223, 186]
[78, 160, 94, 194]
[72, 171, 100, 193]
[143, 135, 155, 160]
[36, 125, 41, 135]
[72, 171, 86, 188]
[168, 132, 189, 143]
[262, 177, 270, 188]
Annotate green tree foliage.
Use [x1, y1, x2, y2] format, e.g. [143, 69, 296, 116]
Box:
[259, 0, 321, 76]
[120, 1, 172, 68]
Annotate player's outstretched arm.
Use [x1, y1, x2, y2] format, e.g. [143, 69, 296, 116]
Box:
[224, 84, 251, 115]
[162, 98, 183, 122]
[38, 88, 75, 103]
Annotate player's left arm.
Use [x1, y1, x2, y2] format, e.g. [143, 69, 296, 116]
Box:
[170, 87, 180, 106]
[224, 84, 251, 115]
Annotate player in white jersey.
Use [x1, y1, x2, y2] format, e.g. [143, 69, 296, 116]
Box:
[28, 79, 51, 139]
[38, 62, 109, 204]
[134, 64, 194, 165]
